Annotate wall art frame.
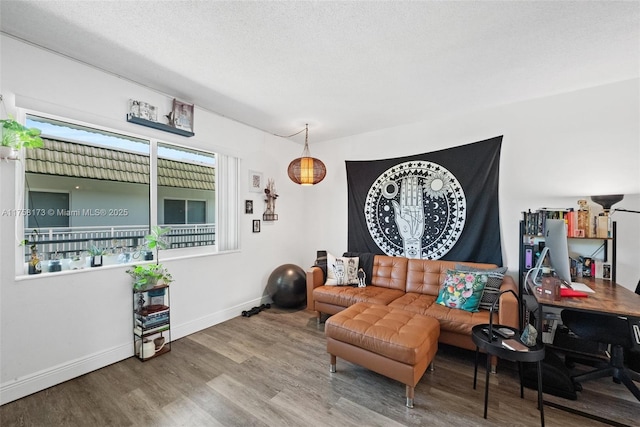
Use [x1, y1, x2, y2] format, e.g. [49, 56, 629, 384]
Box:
[253, 219, 261, 233]
[245, 200, 254, 214]
[172, 99, 194, 132]
[249, 170, 263, 193]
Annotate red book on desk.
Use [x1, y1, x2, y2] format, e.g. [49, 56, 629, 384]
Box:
[560, 288, 589, 298]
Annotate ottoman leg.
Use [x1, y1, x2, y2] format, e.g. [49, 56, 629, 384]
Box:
[405, 385, 414, 408]
[330, 354, 336, 373]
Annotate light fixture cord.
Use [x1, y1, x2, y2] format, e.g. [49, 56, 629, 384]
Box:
[273, 123, 311, 139]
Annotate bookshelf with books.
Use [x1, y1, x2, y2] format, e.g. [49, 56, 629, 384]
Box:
[518, 208, 616, 293]
[133, 284, 171, 361]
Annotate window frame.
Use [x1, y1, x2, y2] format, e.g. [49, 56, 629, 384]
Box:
[162, 198, 208, 225]
[16, 109, 221, 277]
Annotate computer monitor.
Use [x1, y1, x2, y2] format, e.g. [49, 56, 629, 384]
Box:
[544, 218, 572, 284]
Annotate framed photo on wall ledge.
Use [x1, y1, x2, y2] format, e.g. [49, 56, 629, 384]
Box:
[253, 219, 261, 233]
[129, 99, 158, 122]
[245, 200, 254, 214]
[249, 170, 263, 193]
[172, 99, 194, 132]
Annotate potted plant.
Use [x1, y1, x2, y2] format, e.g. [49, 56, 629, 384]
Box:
[88, 245, 107, 267]
[1, 116, 43, 159]
[127, 226, 173, 291]
[126, 263, 173, 291]
[142, 226, 170, 261]
[20, 231, 42, 274]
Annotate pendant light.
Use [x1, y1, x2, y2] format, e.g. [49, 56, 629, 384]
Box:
[287, 124, 326, 185]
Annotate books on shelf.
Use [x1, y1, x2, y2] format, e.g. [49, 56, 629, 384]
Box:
[522, 208, 609, 238]
[136, 314, 169, 328]
[134, 323, 169, 336]
[137, 304, 169, 316]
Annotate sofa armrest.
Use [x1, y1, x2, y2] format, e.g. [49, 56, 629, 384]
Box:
[497, 274, 519, 329]
[306, 266, 324, 311]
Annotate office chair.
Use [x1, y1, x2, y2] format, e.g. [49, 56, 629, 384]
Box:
[561, 309, 640, 401]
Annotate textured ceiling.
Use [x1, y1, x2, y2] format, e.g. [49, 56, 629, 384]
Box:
[1, 1, 638, 143]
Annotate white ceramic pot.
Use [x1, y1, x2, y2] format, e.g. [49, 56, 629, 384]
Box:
[141, 339, 156, 359]
[0, 146, 18, 160]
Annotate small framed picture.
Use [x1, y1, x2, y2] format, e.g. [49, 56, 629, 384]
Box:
[129, 99, 158, 122]
[172, 99, 194, 132]
[252, 219, 261, 233]
[249, 170, 263, 193]
[245, 200, 254, 214]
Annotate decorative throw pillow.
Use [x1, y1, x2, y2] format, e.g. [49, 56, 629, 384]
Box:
[326, 252, 359, 286]
[455, 264, 508, 311]
[436, 270, 488, 312]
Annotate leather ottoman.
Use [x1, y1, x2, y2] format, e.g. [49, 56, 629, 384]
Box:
[324, 302, 440, 408]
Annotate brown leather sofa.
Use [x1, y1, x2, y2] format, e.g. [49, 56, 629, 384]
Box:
[307, 254, 519, 354]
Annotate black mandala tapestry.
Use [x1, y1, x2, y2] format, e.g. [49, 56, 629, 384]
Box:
[346, 136, 503, 265]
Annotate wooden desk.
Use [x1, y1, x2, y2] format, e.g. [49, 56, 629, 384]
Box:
[527, 278, 640, 318]
[526, 277, 640, 424]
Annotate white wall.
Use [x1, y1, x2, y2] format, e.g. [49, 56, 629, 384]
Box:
[0, 35, 310, 404]
[307, 79, 640, 289]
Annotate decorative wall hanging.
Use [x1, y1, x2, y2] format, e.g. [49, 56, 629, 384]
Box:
[245, 200, 254, 214]
[249, 170, 263, 193]
[171, 99, 194, 133]
[263, 178, 278, 221]
[129, 99, 158, 122]
[346, 136, 503, 265]
[253, 219, 261, 233]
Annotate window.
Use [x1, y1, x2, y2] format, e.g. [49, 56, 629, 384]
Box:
[164, 199, 206, 224]
[27, 191, 70, 228]
[20, 113, 230, 274]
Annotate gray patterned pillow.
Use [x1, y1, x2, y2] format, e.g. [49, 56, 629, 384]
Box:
[455, 264, 508, 311]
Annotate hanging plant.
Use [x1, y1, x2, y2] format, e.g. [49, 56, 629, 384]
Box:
[0, 116, 43, 159]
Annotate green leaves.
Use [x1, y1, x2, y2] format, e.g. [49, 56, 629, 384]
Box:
[127, 263, 173, 291]
[1, 118, 43, 149]
[144, 226, 170, 250]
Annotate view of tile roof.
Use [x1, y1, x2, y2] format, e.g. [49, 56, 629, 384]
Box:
[26, 138, 215, 191]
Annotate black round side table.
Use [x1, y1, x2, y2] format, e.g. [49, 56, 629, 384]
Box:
[472, 324, 545, 427]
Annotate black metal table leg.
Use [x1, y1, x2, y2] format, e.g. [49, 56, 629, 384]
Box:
[518, 361, 524, 398]
[473, 346, 479, 389]
[484, 349, 491, 419]
[537, 359, 545, 427]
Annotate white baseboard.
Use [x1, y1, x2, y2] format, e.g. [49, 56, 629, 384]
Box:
[0, 343, 131, 406]
[171, 296, 269, 340]
[0, 296, 270, 405]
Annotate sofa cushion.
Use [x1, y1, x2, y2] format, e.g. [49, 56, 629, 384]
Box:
[456, 263, 508, 311]
[326, 252, 359, 285]
[390, 293, 496, 336]
[423, 302, 493, 335]
[435, 270, 488, 312]
[313, 285, 406, 308]
[388, 292, 438, 312]
[371, 255, 408, 290]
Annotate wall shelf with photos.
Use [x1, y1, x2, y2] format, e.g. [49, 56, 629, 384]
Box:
[126, 115, 194, 137]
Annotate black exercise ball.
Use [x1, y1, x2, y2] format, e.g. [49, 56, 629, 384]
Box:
[267, 264, 306, 308]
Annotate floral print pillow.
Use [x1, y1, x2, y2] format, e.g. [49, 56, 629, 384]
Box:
[435, 270, 488, 312]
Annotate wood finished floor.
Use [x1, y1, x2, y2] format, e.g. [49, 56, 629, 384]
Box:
[1, 306, 638, 426]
